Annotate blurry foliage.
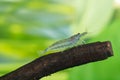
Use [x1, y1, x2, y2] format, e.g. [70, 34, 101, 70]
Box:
[69, 17, 120, 80]
[0, 0, 120, 80]
[0, 0, 73, 77]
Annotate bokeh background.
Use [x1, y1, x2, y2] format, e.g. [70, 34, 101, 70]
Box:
[0, 0, 120, 80]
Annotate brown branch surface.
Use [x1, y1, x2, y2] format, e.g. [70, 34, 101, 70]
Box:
[0, 41, 113, 80]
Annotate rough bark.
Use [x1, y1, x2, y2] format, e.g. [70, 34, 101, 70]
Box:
[0, 41, 113, 80]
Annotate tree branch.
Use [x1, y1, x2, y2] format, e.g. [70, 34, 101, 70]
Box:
[0, 41, 113, 80]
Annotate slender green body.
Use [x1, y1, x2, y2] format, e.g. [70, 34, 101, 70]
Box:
[41, 32, 87, 54]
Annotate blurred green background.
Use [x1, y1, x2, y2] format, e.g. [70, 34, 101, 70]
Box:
[0, 0, 120, 80]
